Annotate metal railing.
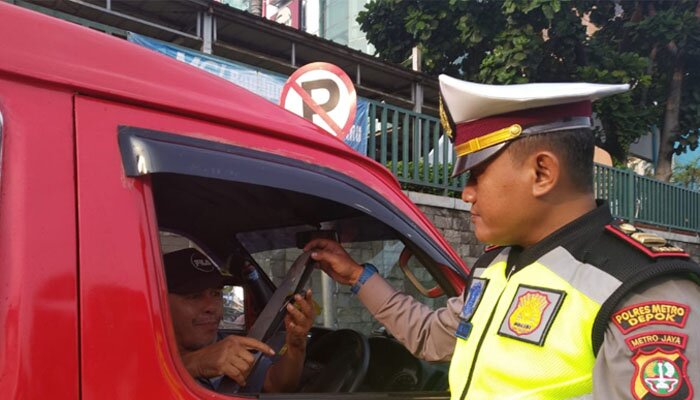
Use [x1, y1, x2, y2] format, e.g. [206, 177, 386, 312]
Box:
[365, 100, 700, 233]
[366, 100, 466, 195]
[595, 165, 700, 232]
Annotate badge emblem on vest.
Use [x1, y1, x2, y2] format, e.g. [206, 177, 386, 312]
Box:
[631, 348, 692, 400]
[508, 291, 550, 335]
[498, 284, 566, 346]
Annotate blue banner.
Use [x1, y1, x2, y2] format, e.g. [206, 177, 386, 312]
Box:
[128, 32, 287, 103]
[128, 32, 368, 154]
[347, 99, 368, 155]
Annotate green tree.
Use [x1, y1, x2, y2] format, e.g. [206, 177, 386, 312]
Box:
[672, 155, 700, 189]
[357, 0, 700, 181]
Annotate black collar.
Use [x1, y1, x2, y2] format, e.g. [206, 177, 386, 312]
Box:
[508, 200, 613, 272]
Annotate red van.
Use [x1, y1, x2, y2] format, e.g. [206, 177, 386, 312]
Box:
[0, 3, 468, 399]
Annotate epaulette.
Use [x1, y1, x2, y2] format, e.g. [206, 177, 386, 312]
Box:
[605, 221, 689, 259]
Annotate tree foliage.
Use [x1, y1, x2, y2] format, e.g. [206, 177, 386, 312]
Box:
[672, 156, 700, 190]
[357, 0, 700, 181]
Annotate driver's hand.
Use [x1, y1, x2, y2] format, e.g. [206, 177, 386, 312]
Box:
[181, 335, 275, 386]
[283, 288, 315, 351]
[304, 239, 363, 286]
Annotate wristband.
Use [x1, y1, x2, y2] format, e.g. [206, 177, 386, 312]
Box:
[350, 263, 378, 295]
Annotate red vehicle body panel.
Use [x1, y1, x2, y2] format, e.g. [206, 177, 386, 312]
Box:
[0, 3, 468, 399]
[0, 75, 79, 400]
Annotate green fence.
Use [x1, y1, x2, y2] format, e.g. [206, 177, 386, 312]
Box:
[366, 100, 467, 195]
[364, 100, 700, 233]
[595, 164, 700, 232]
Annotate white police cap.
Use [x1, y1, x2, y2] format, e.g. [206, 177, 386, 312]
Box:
[439, 75, 629, 176]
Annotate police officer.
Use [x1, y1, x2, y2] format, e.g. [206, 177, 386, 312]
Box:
[305, 76, 700, 399]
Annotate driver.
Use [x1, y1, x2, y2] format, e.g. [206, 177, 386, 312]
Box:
[164, 247, 315, 393]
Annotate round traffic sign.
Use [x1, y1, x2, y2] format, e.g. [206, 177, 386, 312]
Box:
[280, 62, 357, 139]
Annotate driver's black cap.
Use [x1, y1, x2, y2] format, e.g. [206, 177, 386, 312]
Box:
[163, 248, 235, 294]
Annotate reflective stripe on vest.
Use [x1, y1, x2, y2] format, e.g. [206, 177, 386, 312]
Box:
[448, 247, 622, 400]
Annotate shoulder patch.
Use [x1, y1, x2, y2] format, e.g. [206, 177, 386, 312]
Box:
[631, 347, 693, 399]
[625, 331, 688, 352]
[606, 222, 689, 259]
[612, 301, 690, 334]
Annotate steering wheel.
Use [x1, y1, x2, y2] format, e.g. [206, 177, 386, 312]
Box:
[218, 252, 316, 394]
[298, 329, 370, 393]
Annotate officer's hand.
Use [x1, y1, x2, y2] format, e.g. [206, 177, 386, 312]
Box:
[283, 289, 315, 351]
[304, 239, 363, 286]
[181, 335, 275, 386]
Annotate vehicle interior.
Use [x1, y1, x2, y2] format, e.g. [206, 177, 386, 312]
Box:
[125, 126, 462, 398]
[155, 173, 452, 397]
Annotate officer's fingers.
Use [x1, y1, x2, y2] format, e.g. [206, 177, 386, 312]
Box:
[308, 241, 352, 260]
[303, 238, 336, 252]
[315, 251, 358, 275]
[317, 262, 334, 276]
[318, 264, 354, 285]
[313, 258, 340, 277]
[308, 248, 341, 265]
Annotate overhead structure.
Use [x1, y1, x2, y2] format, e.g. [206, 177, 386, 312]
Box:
[15, 0, 440, 114]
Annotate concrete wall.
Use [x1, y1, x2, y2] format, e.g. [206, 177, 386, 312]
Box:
[407, 191, 700, 266]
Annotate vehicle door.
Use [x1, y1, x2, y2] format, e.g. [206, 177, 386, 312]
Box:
[75, 94, 466, 399]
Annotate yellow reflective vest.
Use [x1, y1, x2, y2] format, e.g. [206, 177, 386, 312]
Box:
[449, 248, 616, 400]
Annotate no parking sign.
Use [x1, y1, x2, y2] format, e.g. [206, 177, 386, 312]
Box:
[280, 62, 357, 139]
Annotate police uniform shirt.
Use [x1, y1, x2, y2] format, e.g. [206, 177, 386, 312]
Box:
[356, 201, 700, 399]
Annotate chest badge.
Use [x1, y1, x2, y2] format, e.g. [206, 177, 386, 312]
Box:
[508, 291, 550, 335]
[498, 284, 566, 346]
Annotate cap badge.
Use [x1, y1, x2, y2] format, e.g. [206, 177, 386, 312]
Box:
[439, 95, 454, 140]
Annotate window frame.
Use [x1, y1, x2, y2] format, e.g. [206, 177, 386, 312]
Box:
[118, 125, 466, 291]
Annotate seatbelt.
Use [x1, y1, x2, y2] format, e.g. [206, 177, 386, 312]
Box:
[218, 251, 315, 393]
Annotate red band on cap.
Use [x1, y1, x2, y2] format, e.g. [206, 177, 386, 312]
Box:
[454, 101, 592, 146]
